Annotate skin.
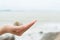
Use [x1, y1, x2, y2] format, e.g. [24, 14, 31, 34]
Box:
[0, 20, 37, 36]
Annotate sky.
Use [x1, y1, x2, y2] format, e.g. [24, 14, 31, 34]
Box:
[0, 0, 60, 11]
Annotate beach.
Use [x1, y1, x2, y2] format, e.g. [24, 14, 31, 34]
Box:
[0, 11, 60, 40]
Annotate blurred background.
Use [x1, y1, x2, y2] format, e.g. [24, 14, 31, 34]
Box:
[0, 0, 60, 40]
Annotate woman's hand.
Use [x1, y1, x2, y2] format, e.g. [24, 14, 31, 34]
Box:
[3, 20, 37, 36]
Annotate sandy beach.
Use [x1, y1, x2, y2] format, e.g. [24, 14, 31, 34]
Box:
[0, 12, 60, 40]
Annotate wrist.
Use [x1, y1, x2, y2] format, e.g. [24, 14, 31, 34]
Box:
[0, 26, 7, 35]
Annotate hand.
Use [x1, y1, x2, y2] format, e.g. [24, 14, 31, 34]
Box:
[3, 20, 37, 36]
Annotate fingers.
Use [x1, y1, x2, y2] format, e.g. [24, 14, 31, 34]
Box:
[19, 20, 36, 32]
[16, 20, 37, 36]
[23, 20, 37, 30]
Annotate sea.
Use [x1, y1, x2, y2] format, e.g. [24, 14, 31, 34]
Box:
[0, 11, 60, 40]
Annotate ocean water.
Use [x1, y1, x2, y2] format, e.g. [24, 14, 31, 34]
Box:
[0, 11, 60, 40]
